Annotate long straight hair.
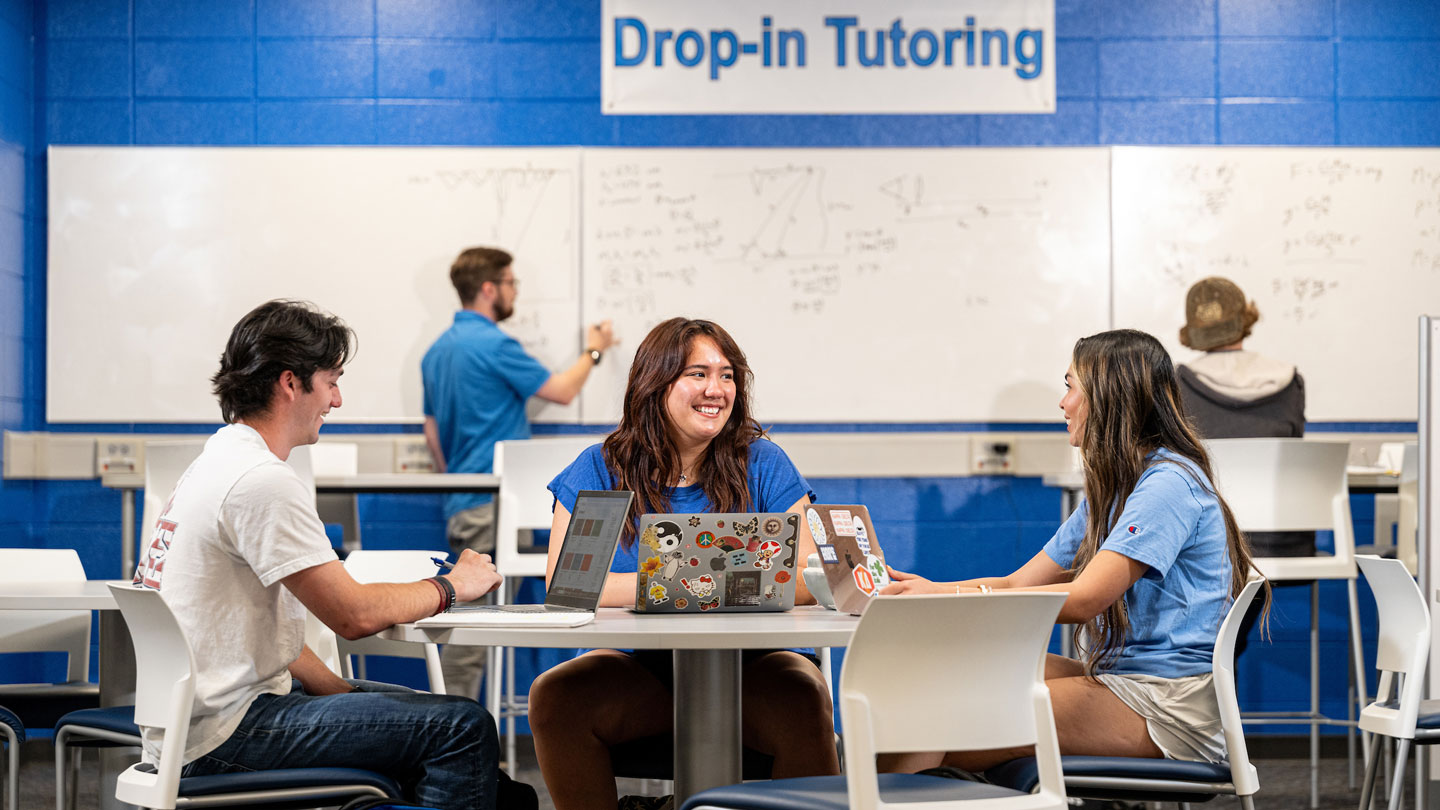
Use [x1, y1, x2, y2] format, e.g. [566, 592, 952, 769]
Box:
[1070, 329, 1267, 674]
[603, 318, 765, 548]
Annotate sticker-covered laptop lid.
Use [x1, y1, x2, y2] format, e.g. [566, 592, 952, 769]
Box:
[634, 512, 800, 613]
[808, 504, 889, 615]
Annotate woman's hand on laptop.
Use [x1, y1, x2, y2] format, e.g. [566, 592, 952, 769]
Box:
[878, 566, 945, 596]
[449, 549, 503, 601]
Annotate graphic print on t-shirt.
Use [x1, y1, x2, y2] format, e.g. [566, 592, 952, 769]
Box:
[134, 489, 181, 590]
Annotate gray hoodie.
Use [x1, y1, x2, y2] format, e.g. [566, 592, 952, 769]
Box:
[1178, 350, 1305, 440]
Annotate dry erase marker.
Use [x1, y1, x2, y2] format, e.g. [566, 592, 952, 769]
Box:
[431, 556, 455, 571]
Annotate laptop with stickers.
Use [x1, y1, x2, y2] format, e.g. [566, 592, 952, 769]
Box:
[807, 504, 890, 615]
[415, 490, 632, 628]
[633, 512, 801, 613]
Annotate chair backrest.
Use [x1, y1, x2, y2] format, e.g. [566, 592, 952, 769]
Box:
[1357, 555, 1430, 739]
[140, 441, 207, 557]
[493, 437, 598, 576]
[839, 592, 1068, 810]
[108, 583, 195, 809]
[0, 549, 92, 682]
[335, 551, 448, 693]
[1205, 438, 1353, 564]
[1213, 577, 1264, 797]
[1398, 442, 1419, 574]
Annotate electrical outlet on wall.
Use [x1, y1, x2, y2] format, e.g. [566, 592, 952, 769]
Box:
[394, 438, 437, 473]
[95, 439, 138, 475]
[971, 440, 1014, 474]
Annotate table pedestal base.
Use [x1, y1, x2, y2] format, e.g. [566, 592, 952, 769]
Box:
[673, 649, 742, 804]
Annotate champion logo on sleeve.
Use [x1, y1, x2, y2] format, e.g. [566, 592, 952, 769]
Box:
[1126, 524, 1142, 535]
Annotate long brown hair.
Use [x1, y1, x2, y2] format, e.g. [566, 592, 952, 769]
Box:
[603, 318, 765, 548]
[1070, 329, 1267, 674]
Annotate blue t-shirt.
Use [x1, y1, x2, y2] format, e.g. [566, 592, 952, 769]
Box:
[422, 311, 551, 517]
[548, 438, 816, 574]
[1042, 447, 1234, 679]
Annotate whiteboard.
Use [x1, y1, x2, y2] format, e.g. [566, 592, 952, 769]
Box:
[1113, 147, 1440, 421]
[580, 148, 1112, 423]
[48, 147, 582, 423]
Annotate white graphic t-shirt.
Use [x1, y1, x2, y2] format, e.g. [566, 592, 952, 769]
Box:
[133, 424, 337, 763]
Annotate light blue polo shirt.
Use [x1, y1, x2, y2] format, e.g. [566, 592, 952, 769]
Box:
[422, 311, 551, 517]
[1042, 447, 1233, 679]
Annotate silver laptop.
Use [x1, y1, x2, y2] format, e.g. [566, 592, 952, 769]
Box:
[415, 490, 632, 628]
[633, 511, 800, 613]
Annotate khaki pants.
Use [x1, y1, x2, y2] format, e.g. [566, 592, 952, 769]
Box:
[440, 503, 496, 700]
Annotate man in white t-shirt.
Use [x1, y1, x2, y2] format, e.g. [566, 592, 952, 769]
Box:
[132, 299, 505, 809]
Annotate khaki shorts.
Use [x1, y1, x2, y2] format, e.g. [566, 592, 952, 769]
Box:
[1095, 671, 1227, 763]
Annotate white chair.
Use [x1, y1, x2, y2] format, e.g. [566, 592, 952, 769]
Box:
[488, 436, 599, 766]
[681, 592, 1069, 810]
[106, 583, 398, 809]
[0, 549, 102, 810]
[1356, 555, 1435, 810]
[989, 578, 1264, 810]
[1206, 437, 1368, 807]
[337, 550, 448, 693]
[0, 548, 129, 810]
[1362, 443, 1418, 575]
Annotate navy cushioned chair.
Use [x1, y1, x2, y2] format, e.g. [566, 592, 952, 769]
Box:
[54, 704, 140, 810]
[106, 583, 401, 809]
[680, 592, 1070, 810]
[987, 578, 1264, 810]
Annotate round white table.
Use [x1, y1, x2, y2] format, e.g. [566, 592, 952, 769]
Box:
[382, 606, 860, 802]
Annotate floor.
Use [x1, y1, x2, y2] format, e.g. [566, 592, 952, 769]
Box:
[16, 736, 1413, 809]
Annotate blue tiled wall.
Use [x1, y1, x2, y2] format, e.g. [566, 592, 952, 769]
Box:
[11, 0, 1440, 727]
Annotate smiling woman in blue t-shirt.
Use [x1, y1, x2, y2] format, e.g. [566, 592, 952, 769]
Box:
[881, 329, 1268, 770]
[529, 317, 838, 810]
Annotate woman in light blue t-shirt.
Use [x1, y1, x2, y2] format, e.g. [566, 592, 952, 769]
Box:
[882, 329, 1267, 767]
[529, 318, 838, 810]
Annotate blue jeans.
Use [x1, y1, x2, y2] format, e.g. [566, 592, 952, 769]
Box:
[182, 679, 498, 810]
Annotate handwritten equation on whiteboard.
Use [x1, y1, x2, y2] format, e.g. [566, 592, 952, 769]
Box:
[1112, 146, 1440, 420]
[581, 148, 1112, 423]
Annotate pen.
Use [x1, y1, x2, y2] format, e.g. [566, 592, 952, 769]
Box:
[431, 556, 455, 571]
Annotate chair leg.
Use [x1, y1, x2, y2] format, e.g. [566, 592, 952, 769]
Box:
[1348, 578, 1373, 768]
[505, 644, 517, 770]
[1310, 582, 1320, 809]
[1360, 733, 1385, 810]
[1387, 739, 1412, 810]
[54, 729, 67, 810]
[5, 725, 17, 810]
[1240, 796, 1256, 810]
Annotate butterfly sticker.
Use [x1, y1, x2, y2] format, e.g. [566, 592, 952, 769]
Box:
[733, 517, 759, 536]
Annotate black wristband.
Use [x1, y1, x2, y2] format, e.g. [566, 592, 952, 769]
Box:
[430, 575, 457, 613]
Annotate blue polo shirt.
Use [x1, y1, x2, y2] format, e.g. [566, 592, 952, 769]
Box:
[1042, 447, 1234, 679]
[547, 439, 815, 574]
[422, 311, 551, 517]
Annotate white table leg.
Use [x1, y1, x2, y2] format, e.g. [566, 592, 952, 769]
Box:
[673, 649, 743, 804]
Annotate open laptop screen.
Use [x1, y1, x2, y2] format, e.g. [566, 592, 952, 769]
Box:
[545, 490, 633, 609]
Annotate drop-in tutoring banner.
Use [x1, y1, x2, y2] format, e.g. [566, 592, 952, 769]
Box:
[601, 0, 1055, 115]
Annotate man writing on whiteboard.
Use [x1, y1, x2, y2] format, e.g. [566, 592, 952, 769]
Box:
[421, 246, 616, 700]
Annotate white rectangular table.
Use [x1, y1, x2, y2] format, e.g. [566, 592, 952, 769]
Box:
[0, 580, 133, 810]
[383, 606, 860, 803]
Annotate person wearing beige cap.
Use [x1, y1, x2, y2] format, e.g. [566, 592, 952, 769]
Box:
[1178, 277, 1305, 440]
[1178, 276, 1311, 562]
